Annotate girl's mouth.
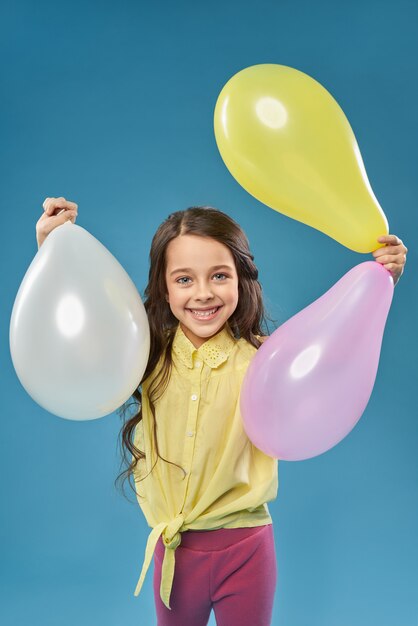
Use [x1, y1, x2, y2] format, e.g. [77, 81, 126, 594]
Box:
[186, 306, 222, 321]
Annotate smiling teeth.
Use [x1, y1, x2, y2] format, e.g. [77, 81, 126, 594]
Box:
[190, 307, 218, 317]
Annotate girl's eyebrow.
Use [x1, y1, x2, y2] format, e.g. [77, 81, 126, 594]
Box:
[169, 264, 234, 277]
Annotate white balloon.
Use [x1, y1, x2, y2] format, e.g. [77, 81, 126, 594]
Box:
[10, 221, 150, 420]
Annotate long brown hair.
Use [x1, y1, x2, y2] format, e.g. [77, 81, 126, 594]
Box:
[115, 206, 274, 499]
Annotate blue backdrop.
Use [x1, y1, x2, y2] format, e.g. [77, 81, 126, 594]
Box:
[1, 1, 417, 625]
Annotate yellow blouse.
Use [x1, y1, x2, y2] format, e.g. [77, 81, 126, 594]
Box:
[133, 323, 278, 609]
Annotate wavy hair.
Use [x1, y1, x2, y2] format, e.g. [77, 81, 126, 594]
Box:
[115, 206, 274, 499]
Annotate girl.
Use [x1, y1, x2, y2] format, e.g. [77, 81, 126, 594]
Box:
[36, 197, 408, 626]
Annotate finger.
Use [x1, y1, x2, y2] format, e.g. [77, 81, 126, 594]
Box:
[383, 262, 402, 274]
[44, 209, 77, 233]
[43, 197, 63, 215]
[374, 254, 405, 265]
[372, 244, 404, 258]
[377, 234, 402, 246]
[52, 208, 77, 222]
[44, 197, 78, 216]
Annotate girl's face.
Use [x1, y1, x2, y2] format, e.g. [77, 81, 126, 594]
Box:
[165, 234, 239, 348]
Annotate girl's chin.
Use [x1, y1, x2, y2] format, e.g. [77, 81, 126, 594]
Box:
[180, 322, 226, 348]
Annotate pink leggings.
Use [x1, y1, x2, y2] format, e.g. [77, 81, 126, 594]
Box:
[153, 524, 277, 626]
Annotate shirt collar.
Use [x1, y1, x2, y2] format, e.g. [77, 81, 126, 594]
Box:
[172, 323, 236, 369]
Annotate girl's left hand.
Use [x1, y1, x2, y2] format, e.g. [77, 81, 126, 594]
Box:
[372, 234, 408, 286]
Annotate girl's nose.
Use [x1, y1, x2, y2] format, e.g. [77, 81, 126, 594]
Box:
[194, 281, 215, 301]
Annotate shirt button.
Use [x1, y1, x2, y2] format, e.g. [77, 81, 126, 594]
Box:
[187, 431, 194, 437]
[191, 394, 198, 401]
[194, 361, 201, 368]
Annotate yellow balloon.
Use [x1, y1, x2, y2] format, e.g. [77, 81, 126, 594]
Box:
[214, 64, 389, 253]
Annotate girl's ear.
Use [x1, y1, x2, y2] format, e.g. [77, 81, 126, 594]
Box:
[165, 293, 170, 303]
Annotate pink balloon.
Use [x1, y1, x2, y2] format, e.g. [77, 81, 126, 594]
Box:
[241, 262, 394, 460]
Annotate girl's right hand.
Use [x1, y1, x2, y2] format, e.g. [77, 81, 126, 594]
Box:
[36, 196, 78, 249]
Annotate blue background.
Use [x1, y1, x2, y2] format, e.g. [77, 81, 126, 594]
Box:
[1, 1, 417, 625]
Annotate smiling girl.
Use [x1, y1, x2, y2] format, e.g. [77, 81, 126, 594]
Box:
[36, 198, 407, 626]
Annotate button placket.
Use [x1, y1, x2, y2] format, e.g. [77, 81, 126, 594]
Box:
[180, 363, 202, 510]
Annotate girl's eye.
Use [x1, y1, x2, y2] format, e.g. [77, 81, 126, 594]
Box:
[175, 273, 228, 285]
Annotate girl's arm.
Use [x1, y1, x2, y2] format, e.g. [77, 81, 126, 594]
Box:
[372, 234, 408, 286]
[36, 196, 78, 249]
